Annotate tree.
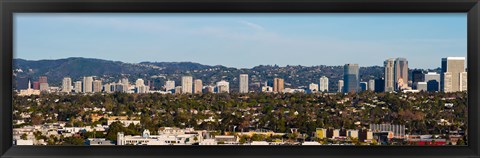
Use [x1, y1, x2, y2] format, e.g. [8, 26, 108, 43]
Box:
[239, 135, 249, 144]
[106, 122, 126, 142]
[62, 136, 85, 145]
[21, 133, 28, 140]
[31, 114, 43, 125]
[251, 134, 266, 141]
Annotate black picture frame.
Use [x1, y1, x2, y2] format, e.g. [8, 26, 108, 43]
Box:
[1, 0, 479, 157]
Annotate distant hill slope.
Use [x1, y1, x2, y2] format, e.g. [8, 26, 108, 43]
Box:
[13, 58, 439, 92]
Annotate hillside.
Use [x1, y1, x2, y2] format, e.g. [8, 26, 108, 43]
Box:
[13, 58, 440, 92]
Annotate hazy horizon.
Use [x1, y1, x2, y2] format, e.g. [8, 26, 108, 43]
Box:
[14, 13, 467, 69]
[14, 57, 448, 70]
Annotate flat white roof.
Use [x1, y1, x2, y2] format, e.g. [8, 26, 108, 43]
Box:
[444, 57, 466, 60]
[215, 135, 235, 138]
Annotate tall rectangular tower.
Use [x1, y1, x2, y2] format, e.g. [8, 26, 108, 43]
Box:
[343, 64, 359, 93]
[62, 77, 72, 93]
[394, 58, 409, 90]
[273, 78, 284, 93]
[194, 79, 203, 94]
[83, 76, 93, 93]
[182, 76, 193, 94]
[441, 57, 466, 92]
[384, 59, 395, 92]
[239, 74, 249, 93]
[319, 76, 329, 92]
[165, 80, 175, 91]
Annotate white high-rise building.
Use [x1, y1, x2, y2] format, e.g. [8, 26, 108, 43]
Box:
[136, 79, 145, 87]
[121, 78, 129, 92]
[74, 81, 82, 93]
[62, 77, 72, 93]
[216, 80, 229, 93]
[194, 79, 203, 94]
[83, 76, 93, 93]
[136, 85, 149, 93]
[309, 83, 319, 93]
[182, 76, 193, 94]
[368, 79, 375, 91]
[384, 58, 395, 92]
[319, 76, 329, 92]
[93, 80, 103, 93]
[165, 80, 175, 91]
[416, 82, 428, 91]
[394, 58, 409, 90]
[338, 80, 344, 93]
[460, 72, 467, 92]
[441, 57, 466, 92]
[104, 83, 112, 93]
[239, 74, 249, 93]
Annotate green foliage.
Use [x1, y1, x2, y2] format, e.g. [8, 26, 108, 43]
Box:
[13, 90, 467, 145]
[62, 136, 85, 145]
[21, 133, 28, 140]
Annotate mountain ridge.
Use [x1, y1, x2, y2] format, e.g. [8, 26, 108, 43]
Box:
[13, 57, 441, 92]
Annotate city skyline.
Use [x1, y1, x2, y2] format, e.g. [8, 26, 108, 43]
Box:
[15, 13, 466, 69]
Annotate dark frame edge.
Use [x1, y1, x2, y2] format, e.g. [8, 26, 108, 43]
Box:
[1, 0, 480, 158]
[0, 0, 14, 157]
[467, 1, 480, 157]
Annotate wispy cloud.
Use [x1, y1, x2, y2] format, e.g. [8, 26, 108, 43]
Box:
[239, 20, 265, 31]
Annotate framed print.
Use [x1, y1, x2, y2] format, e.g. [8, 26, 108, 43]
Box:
[1, 0, 479, 158]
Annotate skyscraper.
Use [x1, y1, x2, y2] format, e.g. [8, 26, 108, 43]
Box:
[411, 69, 425, 88]
[165, 80, 175, 91]
[38, 76, 47, 84]
[360, 82, 368, 91]
[121, 78, 129, 92]
[136, 85, 149, 93]
[33, 81, 40, 90]
[368, 79, 375, 91]
[39, 76, 49, 91]
[83, 76, 93, 93]
[416, 82, 427, 91]
[16, 77, 30, 90]
[182, 76, 193, 94]
[147, 80, 154, 90]
[384, 59, 395, 92]
[62, 77, 72, 93]
[343, 64, 359, 93]
[135, 78, 148, 93]
[441, 57, 466, 92]
[135, 79, 145, 87]
[203, 86, 214, 93]
[309, 83, 319, 93]
[175, 86, 183, 94]
[319, 76, 329, 92]
[216, 80, 230, 93]
[93, 80, 103, 93]
[104, 83, 112, 93]
[394, 58, 409, 90]
[74, 81, 82, 93]
[338, 80, 344, 93]
[273, 78, 284, 93]
[374, 78, 385, 93]
[239, 74, 249, 93]
[194, 79, 203, 94]
[425, 72, 440, 91]
[460, 72, 467, 91]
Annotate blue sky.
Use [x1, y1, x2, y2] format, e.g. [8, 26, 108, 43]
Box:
[14, 13, 466, 69]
